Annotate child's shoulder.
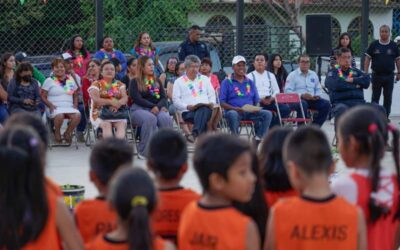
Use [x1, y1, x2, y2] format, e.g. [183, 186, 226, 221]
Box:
[75, 198, 108, 213]
[159, 187, 201, 198]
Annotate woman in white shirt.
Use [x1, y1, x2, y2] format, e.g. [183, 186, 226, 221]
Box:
[41, 58, 81, 144]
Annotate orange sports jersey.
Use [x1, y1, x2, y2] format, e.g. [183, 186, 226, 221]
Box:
[85, 234, 166, 250]
[22, 185, 61, 250]
[264, 189, 298, 207]
[75, 197, 117, 243]
[350, 173, 399, 250]
[178, 201, 251, 250]
[152, 187, 200, 242]
[273, 195, 359, 250]
[46, 177, 63, 197]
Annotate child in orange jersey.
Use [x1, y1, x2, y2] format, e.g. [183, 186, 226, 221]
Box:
[178, 134, 260, 250]
[331, 105, 400, 250]
[0, 126, 83, 250]
[259, 127, 298, 207]
[265, 126, 367, 250]
[147, 129, 200, 243]
[5, 112, 63, 197]
[75, 138, 133, 243]
[85, 167, 175, 250]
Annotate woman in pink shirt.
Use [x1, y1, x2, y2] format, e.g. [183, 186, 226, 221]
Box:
[200, 57, 221, 131]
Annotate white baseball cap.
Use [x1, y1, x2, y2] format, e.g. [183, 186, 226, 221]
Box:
[395, 36, 400, 43]
[232, 55, 246, 66]
[62, 52, 73, 60]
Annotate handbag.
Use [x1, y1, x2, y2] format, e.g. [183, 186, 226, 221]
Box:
[99, 105, 129, 120]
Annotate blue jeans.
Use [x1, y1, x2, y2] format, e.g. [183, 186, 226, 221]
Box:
[261, 102, 291, 127]
[225, 109, 272, 138]
[0, 104, 9, 124]
[77, 103, 87, 132]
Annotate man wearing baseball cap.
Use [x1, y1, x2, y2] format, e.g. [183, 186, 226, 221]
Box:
[219, 55, 272, 141]
[15, 51, 46, 85]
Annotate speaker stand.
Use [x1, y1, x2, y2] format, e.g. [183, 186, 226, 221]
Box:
[317, 56, 322, 82]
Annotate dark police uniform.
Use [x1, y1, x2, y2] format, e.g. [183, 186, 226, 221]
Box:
[366, 40, 400, 116]
[325, 66, 386, 127]
[178, 39, 210, 61]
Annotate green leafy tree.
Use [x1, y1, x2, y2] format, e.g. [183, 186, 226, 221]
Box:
[103, 0, 199, 52]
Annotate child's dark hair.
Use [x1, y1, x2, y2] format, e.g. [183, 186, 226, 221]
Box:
[5, 112, 49, 147]
[0, 126, 48, 250]
[90, 138, 133, 186]
[174, 61, 184, 76]
[110, 57, 121, 68]
[283, 126, 333, 176]
[338, 105, 400, 222]
[194, 133, 251, 191]
[109, 167, 157, 250]
[259, 127, 293, 191]
[233, 153, 268, 246]
[148, 129, 187, 180]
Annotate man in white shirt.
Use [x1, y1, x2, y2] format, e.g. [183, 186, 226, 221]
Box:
[247, 53, 290, 127]
[173, 55, 216, 139]
[285, 54, 331, 127]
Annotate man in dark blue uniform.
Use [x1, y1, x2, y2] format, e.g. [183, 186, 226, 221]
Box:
[364, 25, 400, 117]
[178, 25, 210, 61]
[325, 48, 385, 127]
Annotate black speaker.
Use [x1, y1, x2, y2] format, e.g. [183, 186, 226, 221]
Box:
[306, 15, 332, 56]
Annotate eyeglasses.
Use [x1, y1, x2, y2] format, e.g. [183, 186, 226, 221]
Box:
[300, 60, 310, 64]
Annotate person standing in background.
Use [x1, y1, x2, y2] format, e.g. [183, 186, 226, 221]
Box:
[178, 25, 210, 61]
[65, 35, 91, 78]
[94, 36, 127, 79]
[364, 25, 400, 118]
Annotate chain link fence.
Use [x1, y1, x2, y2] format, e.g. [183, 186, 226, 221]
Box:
[1, 0, 400, 68]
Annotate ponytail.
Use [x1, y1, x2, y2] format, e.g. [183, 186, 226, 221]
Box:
[109, 169, 157, 250]
[367, 126, 386, 222]
[128, 196, 153, 250]
[388, 124, 400, 220]
[337, 106, 398, 223]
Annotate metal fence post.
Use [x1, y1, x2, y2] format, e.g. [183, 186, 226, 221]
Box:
[96, 0, 104, 51]
[361, 0, 369, 69]
[236, 0, 244, 55]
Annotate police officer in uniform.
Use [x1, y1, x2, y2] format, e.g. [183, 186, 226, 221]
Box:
[364, 24, 400, 117]
[178, 25, 210, 61]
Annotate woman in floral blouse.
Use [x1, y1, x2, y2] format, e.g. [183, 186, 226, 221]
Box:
[88, 61, 128, 139]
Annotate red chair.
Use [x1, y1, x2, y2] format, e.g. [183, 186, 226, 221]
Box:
[275, 93, 312, 126]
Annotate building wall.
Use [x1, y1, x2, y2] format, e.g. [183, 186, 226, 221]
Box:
[189, 8, 393, 39]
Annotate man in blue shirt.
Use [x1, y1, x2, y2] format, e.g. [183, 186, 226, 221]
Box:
[220, 56, 272, 140]
[178, 25, 210, 61]
[285, 54, 331, 127]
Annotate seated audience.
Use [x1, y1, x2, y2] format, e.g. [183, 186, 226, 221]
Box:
[285, 54, 331, 127]
[172, 55, 216, 142]
[88, 61, 128, 139]
[41, 58, 81, 144]
[7, 62, 41, 116]
[129, 56, 173, 156]
[220, 55, 272, 141]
